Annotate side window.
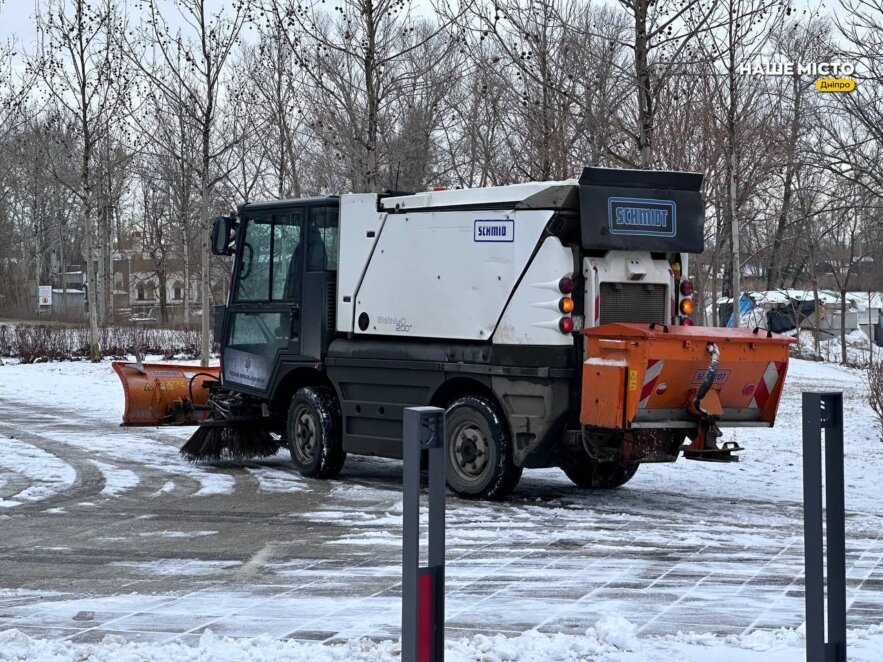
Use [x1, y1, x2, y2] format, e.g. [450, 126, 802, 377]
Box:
[235, 217, 272, 301]
[307, 207, 338, 271]
[228, 311, 290, 355]
[272, 211, 302, 300]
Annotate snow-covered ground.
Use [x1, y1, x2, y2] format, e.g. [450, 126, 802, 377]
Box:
[0, 356, 881, 660]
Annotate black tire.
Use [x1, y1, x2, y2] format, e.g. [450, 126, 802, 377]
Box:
[445, 396, 522, 500]
[287, 386, 345, 479]
[562, 455, 638, 489]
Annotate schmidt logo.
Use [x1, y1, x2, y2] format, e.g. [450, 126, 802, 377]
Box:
[474, 219, 514, 243]
[608, 197, 677, 238]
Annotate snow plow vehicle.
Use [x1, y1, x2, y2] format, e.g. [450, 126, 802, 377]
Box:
[114, 167, 794, 499]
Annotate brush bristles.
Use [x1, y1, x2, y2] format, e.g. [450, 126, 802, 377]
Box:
[180, 425, 282, 462]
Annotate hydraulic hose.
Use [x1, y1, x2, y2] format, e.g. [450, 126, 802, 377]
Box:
[694, 342, 720, 421]
[188, 372, 221, 403]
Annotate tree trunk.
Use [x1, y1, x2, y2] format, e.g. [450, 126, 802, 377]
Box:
[869, 288, 874, 367]
[363, 0, 379, 192]
[809, 241, 820, 357]
[729, 151, 741, 328]
[34, 216, 43, 318]
[158, 265, 168, 325]
[96, 203, 107, 324]
[634, 0, 653, 168]
[841, 288, 848, 366]
[767, 72, 801, 290]
[199, 166, 211, 367]
[59, 218, 66, 299]
[727, 29, 740, 329]
[82, 195, 101, 361]
[105, 204, 115, 322]
[81, 100, 100, 361]
[183, 228, 191, 326]
[711, 257, 719, 326]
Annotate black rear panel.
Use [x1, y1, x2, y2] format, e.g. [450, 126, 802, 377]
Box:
[578, 167, 705, 253]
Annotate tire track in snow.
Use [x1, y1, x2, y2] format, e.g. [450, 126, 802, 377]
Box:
[0, 436, 78, 507]
[0, 423, 104, 509]
[0, 399, 269, 503]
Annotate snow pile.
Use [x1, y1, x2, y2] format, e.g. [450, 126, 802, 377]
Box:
[2, 620, 883, 662]
[792, 328, 874, 366]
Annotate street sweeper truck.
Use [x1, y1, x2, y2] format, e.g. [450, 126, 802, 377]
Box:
[113, 167, 794, 499]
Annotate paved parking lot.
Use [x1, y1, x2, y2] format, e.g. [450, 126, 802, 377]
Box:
[0, 358, 882, 647]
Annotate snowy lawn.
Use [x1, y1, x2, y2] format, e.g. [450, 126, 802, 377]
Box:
[0, 356, 881, 660]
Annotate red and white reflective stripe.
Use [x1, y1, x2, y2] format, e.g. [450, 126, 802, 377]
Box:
[749, 361, 785, 409]
[639, 359, 665, 408]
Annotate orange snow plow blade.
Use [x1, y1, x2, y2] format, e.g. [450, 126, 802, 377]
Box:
[112, 362, 220, 426]
[580, 323, 795, 431]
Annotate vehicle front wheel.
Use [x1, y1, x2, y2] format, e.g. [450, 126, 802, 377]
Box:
[561, 455, 638, 489]
[445, 396, 522, 500]
[287, 386, 345, 479]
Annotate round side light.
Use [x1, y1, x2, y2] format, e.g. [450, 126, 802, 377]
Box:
[558, 277, 575, 294]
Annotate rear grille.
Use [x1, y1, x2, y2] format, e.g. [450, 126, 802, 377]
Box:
[599, 282, 668, 325]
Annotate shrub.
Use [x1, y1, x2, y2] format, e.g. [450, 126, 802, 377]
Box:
[0, 324, 204, 363]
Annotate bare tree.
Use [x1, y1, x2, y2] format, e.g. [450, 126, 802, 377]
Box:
[233, 32, 308, 199]
[695, 0, 784, 326]
[35, 0, 132, 359]
[821, 185, 873, 365]
[765, 17, 831, 289]
[131, 0, 248, 365]
[618, 0, 719, 168]
[266, 0, 458, 193]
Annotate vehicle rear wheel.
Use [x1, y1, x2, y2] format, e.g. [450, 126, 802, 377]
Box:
[562, 455, 638, 489]
[445, 396, 522, 500]
[287, 386, 345, 479]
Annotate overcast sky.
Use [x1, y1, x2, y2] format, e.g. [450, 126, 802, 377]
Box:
[0, 0, 837, 62]
[0, 0, 233, 50]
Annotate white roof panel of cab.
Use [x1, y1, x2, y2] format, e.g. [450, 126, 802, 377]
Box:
[380, 180, 577, 211]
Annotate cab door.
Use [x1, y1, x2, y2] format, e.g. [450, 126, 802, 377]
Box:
[223, 208, 304, 395]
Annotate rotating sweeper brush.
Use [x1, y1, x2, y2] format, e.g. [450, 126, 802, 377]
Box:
[179, 421, 280, 462]
[112, 361, 282, 462]
[178, 389, 281, 462]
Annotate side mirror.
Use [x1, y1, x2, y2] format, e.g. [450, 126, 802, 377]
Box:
[211, 216, 234, 256]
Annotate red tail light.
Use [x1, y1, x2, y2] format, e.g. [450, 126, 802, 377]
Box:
[681, 317, 695, 326]
[558, 277, 574, 294]
[559, 317, 575, 334]
[680, 279, 694, 296]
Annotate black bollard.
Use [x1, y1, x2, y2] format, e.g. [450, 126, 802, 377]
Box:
[802, 392, 846, 662]
[402, 406, 445, 662]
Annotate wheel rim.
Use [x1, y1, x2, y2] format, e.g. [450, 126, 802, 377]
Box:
[292, 405, 317, 464]
[449, 421, 491, 484]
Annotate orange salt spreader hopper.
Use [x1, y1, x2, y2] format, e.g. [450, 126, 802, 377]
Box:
[112, 361, 220, 426]
[580, 323, 796, 461]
